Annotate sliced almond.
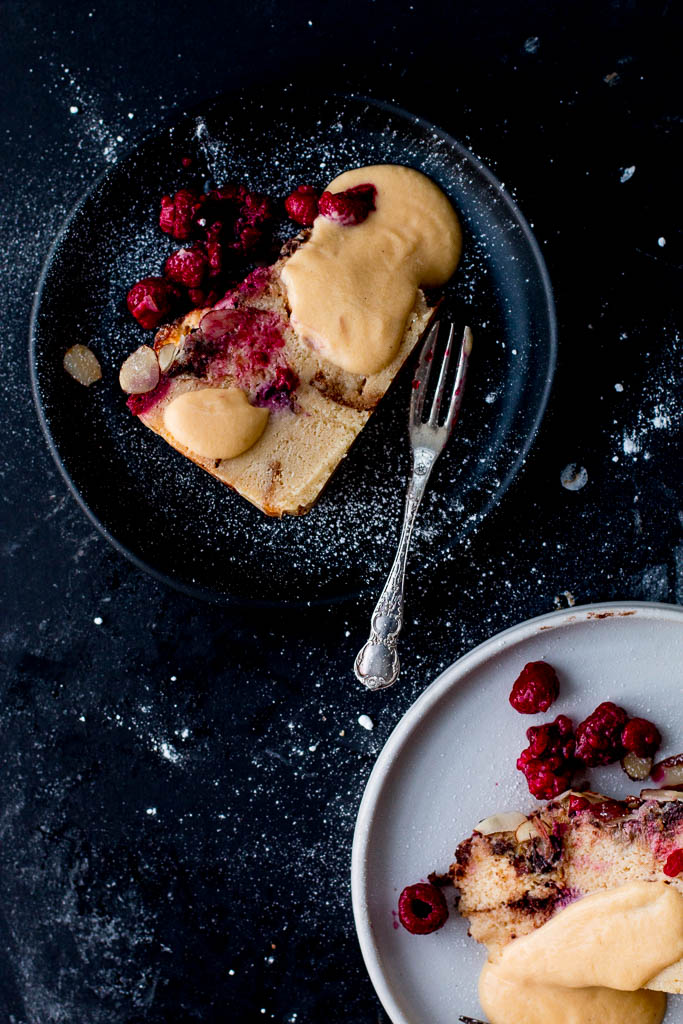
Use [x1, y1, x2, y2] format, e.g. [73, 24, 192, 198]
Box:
[474, 811, 528, 836]
[515, 819, 543, 843]
[63, 344, 102, 386]
[158, 343, 178, 373]
[640, 789, 683, 802]
[621, 752, 653, 781]
[119, 346, 160, 394]
[651, 754, 683, 789]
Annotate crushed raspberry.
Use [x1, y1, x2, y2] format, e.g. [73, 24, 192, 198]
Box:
[165, 245, 207, 288]
[254, 365, 300, 410]
[159, 189, 201, 240]
[285, 184, 319, 226]
[180, 308, 286, 381]
[664, 849, 683, 877]
[398, 882, 448, 935]
[517, 715, 576, 800]
[126, 276, 179, 329]
[238, 266, 272, 294]
[621, 717, 662, 759]
[588, 798, 628, 821]
[319, 182, 377, 226]
[126, 376, 171, 416]
[509, 662, 560, 714]
[575, 702, 629, 767]
[568, 795, 590, 814]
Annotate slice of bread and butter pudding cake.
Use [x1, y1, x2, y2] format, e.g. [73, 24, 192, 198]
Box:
[119, 165, 462, 516]
[451, 787, 683, 994]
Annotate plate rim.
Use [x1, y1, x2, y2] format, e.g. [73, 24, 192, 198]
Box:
[351, 599, 683, 1024]
[28, 88, 558, 608]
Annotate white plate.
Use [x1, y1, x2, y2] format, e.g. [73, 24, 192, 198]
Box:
[351, 602, 683, 1024]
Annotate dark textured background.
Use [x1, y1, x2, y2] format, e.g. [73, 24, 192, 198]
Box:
[1, 1, 681, 1021]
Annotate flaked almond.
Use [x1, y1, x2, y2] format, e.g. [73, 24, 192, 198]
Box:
[158, 343, 178, 373]
[640, 789, 683, 802]
[651, 754, 683, 790]
[621, 752, 653, 781]
[63, 344, 102, 386]
[515, 819, 543, 843]
[119, 346, 159, 394]
[556, 789, 607, 805]
[474, 811, 527, 836]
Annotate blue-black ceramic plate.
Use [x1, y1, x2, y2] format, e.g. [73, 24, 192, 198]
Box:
[30, 91, 556, 605]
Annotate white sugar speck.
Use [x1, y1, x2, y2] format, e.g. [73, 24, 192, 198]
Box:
[620, 165, 636, 183]
[623, 431, 640, 455]
[524, 36, 540, 53]
[560, 463, 588, 491]
[93, 615, 103, 625]
[657, 237, 666, 247]
[146, 807, 157, 816]
[614, 382, 624, 392]
[358, 714, 374, 731]
[652, 404, 671, 429]
[69, 104, 79, 114]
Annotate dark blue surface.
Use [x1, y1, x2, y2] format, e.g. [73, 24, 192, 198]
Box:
[1, 1, 681, 1021]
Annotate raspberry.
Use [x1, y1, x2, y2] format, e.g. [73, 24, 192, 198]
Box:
[398, 882, 448, 935]
[509, 661, 560, 714]
[575, 702, 629, 767]
[159, 189, 201, 240]
[664, 849, 683, 877]
[526, 715, 575, 760]
[568, 795, 590, 814]
[206, 236, 224, 277]
[187, 286, 219, 309]
[126, 276, 179, 329]
[517, 715, 576, 801]
[319, 182, 377, 226]
[621, 717, 662, 759]
[254, 364, 300, 410]
[164, 245, 207, 288]
[285, 184, 319, 226]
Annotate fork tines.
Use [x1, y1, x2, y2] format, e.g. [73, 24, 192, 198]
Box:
[410, 319, 473, 436]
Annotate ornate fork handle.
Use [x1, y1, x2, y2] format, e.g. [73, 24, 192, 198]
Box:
[354, 447, 436, 690]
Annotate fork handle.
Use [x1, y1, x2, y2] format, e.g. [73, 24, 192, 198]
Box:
[354, 448, 436, 690]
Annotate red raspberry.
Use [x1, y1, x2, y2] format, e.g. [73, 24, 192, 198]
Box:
[568, 795, 590, 814]
[664, 849, 683, 877]
[575, 702, 629, 767]
[318, 182, 377, 226]
[621, 717, 661, 759]
[187, 286, 219, 309]
[205, 233, 224, 277]
[164, 245, 207, 288]
[398, 882, 448, 935]
[517, 715, 576, 801]
[126, 276, 179, 329]
[159, 189, 201, 240]
[525, 715, 575, 759]
[284, 184, 319, 226]
[233, 191, 272, 250]
[509, 661, 560, 714]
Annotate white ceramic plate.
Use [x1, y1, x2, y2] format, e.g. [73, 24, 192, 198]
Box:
[352, 602, 683, 1024]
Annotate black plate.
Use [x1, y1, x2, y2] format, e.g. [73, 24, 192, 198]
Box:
[30, 91, 556, 606]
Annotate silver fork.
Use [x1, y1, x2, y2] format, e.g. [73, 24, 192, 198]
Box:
[354, 319, 473, 690]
